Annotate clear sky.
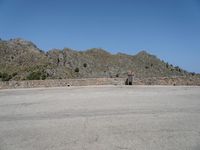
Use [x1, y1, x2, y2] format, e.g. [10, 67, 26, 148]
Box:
[0, 0, 200, 73]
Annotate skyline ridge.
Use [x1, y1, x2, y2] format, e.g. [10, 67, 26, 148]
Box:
[1, 37, 199, 73]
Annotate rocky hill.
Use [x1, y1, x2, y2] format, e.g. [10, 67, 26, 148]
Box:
[0, 38, 197, 81]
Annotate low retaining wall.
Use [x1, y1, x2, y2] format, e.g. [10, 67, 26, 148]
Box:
[0, 78, 125, 89]
[0, 76, 199, 89]
[136, 76, 200, 86]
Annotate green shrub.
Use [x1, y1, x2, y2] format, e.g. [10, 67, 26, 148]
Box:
[27, 71, 41, 80]
[175, 66, 181, 72]
[83, 63, 87, 68]
[2, 73, 12, 81]
[74, 67, 79, 73]
[12, 72, 17, 77]
[166, 63, 169, 68]
[41, 74, 47, 80]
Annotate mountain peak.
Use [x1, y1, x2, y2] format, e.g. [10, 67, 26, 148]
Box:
[136, 50, 150, 56]
[85, 48, 111, 55]
[7, 38, 42, 53]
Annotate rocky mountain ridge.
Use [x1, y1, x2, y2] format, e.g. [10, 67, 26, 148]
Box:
[0, 38, 198, 81]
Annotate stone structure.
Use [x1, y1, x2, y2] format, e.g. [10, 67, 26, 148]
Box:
[0, 78, 125, 89]
[0, 76, 200, 89]
[125, 71, 135, 85]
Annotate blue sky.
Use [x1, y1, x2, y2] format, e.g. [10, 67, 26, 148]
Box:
[0, 0, 200, 73]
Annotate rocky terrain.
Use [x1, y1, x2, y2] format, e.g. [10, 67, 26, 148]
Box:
[0, 38, 199, 81]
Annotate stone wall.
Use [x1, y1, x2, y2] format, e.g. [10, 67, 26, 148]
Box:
[135, 76, 200, 86]
[0, 78, 125, 89]
[0, 76, 200, 89]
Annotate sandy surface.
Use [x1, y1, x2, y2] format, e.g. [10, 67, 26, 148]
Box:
[0, 85, 200, 150]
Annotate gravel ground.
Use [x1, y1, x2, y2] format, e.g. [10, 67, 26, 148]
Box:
[0, 85, 200, 150]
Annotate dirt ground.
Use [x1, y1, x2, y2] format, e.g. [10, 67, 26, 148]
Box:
[0, 85, 200, 150]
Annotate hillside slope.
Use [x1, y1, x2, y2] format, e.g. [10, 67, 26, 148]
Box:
[0, 38, 195, 81]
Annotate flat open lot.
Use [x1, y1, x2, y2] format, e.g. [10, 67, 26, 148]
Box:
[0, 85, 200, 150]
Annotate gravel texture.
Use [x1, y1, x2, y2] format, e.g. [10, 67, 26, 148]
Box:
[0, 85, 200, 150]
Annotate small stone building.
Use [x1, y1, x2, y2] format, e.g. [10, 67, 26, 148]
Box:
[125, 71, 134, 85]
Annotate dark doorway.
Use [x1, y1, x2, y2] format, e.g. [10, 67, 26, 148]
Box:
[125, 75, 133, 85]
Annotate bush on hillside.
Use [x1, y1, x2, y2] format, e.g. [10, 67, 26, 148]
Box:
[74, 67, 79, 73]
[12, 72, 17, 77]
[83, 63, 87, 68]
[27, 71, 42, 80]
[166, 63, 169, 68]
[1, 73, 12, 81]
[175, 66, 181, 72]
[41, 74, 47, 80]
